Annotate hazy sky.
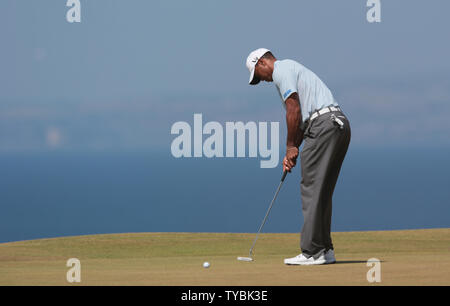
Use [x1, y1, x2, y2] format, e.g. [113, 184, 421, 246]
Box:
[1, 0, 449, 152]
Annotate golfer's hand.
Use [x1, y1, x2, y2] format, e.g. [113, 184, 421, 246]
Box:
[283, 146, 299, 172]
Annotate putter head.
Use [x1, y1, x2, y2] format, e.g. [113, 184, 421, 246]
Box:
[237, 256, 253, 262]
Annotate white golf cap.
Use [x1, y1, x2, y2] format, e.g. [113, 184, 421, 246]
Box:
[246, 48, 270, 85]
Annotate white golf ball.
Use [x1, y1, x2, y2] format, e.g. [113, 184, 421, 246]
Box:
[203, 262, 210, 268]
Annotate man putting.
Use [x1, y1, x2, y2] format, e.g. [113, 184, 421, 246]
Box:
[246, 48, 351, 265]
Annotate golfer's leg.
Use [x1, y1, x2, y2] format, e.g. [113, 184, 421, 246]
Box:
[300, 127, 327, 258]
[321, 113, 351, 250]
[300, 113, 351, 257]
[299, 139, 320, 258]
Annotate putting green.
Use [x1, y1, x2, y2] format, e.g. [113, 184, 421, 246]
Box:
[0, 229, 449, 285]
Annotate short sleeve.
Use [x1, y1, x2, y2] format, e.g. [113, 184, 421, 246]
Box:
[273, 62, 298, 102]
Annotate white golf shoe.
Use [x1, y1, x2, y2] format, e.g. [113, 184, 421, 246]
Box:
[325, 249, 336, 264]
[284, 253, 326, 265]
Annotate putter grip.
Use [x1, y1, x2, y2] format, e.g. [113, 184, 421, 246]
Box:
[281, 170, 288, 182]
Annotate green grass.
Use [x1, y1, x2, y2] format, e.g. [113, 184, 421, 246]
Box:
[0, 229, 449, 285]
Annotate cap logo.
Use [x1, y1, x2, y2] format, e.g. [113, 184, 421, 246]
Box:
[252, 57, 259, 63]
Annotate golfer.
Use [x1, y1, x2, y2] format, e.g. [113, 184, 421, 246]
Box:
[246, 48, 351, 265]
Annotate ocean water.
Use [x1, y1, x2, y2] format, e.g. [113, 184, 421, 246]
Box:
[0, 147, 449, 243]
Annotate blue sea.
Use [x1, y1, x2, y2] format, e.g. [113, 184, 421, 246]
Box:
[0, 147, 449, 243]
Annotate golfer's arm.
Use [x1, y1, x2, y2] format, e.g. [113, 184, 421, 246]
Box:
[285, 93, 304, 148]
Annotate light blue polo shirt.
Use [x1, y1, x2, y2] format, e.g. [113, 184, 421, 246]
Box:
[272, 59, 338, 123]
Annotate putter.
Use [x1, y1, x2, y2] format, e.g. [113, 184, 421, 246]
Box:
[237, 170, 288, 262]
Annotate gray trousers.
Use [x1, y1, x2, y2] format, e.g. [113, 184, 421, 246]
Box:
[299, 110, 351, 258]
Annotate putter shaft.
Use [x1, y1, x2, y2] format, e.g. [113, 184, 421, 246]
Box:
[248, 171, 287, 257]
